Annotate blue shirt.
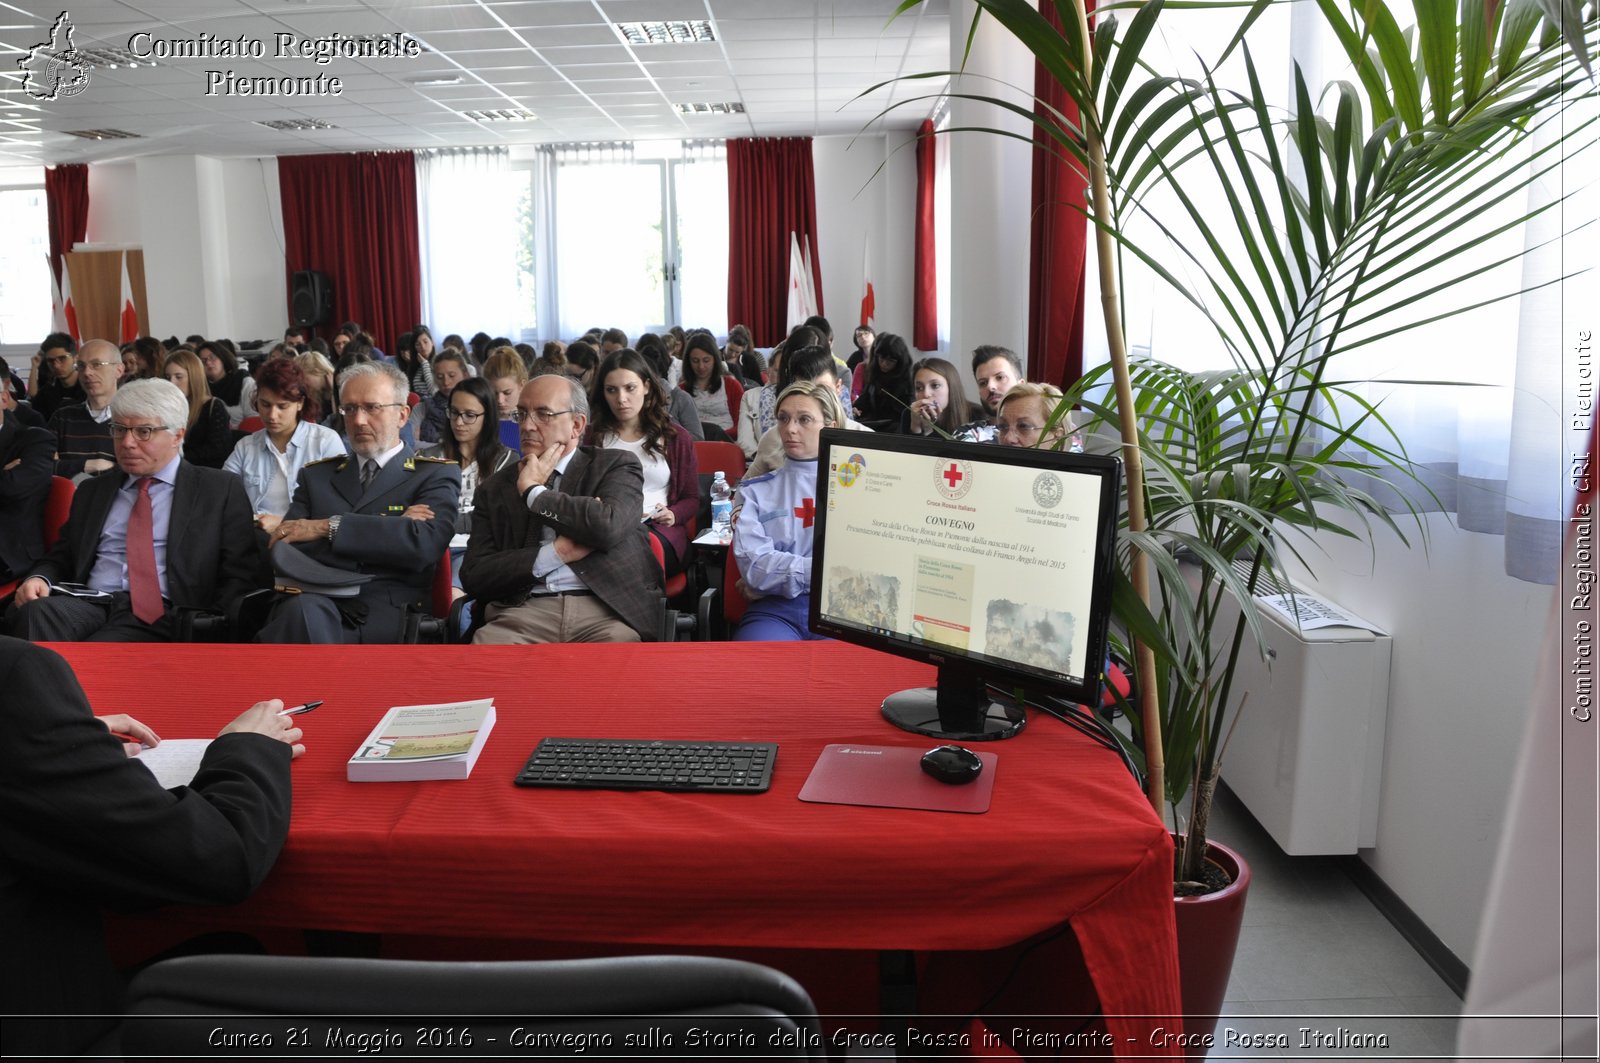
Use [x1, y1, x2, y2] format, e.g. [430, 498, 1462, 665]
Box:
[88, 454, 180, 599]
[223, 420, 347, 517]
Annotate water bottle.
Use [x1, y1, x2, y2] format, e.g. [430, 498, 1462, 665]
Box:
[710, 472, 733, 541]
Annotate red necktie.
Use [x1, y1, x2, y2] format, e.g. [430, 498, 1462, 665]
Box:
[127, 477, 163, 625]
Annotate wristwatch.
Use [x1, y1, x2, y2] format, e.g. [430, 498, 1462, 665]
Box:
[326, 515, 342, 542]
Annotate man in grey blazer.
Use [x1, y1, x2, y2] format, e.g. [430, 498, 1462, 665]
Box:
[258, 362, 459, 644]
[460, 373, 660, 642]
[9, 379, 261, 642]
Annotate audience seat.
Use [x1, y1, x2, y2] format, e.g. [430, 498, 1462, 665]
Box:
[410, 547, 457, 643]
[648, 534, 693, 641]
[696, 547, 748, 641]
[237, 416, 264, 434]
[0, 476, 75, 603]
[122, 954, 823, 1059]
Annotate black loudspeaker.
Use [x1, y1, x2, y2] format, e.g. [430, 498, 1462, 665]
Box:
[290, 270, 334, 328]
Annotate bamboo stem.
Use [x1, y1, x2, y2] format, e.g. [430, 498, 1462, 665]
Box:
[1070, 0, 1165, 812]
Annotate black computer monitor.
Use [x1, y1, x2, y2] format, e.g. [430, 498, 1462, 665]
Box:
[809, 429, 1121, 741]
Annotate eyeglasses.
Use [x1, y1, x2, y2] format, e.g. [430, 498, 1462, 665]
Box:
[776, 412, 827, 429]
[73, 360, 119, 373]
[513, 407, 574, 425]
[110, 423, 172, 442]
[447, 409, 485, 423]
[44, 353, 73, 364]
[338, 402, 406, 418]
[996, 421, 1044, 437]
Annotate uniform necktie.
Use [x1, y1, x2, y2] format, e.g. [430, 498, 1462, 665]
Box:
[127, 477, 163, 625]
[361, 460, 377, 490]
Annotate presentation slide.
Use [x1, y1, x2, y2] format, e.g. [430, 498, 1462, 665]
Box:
[820, 444, 1104, 684]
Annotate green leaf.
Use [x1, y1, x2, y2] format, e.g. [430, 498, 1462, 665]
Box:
[1412, 0, 1459, 122]
[1367, 3, 1428, 132]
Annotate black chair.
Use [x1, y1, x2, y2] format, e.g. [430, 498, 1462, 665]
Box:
[122, 953, 824, 1059]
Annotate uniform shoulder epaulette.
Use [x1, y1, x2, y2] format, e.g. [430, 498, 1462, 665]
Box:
[410, 454, 454, 465]
[305, 456, 344, 468]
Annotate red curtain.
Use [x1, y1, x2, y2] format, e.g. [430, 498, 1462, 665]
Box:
[726, 137, 823, 347]
[45, 163, 89, 287]
[1027, 2, 1092, 388]
[277, 152, 420, 350]
[912, 120, 938, 352]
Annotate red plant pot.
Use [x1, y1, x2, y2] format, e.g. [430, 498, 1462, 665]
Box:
[1172, 838, 1251, 1062]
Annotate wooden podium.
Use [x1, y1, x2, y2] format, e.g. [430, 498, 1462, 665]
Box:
[63, 249, 148, 342]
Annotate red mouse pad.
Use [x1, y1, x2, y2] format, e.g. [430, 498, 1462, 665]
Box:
[798, 744, 996, 814]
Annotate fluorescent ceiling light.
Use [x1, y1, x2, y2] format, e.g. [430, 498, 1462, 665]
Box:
[616, 21, 716, 46]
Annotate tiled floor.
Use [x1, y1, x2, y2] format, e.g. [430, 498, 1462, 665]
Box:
[1204, 784, 1462, 1061]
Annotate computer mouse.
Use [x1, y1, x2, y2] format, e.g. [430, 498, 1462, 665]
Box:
[920, 744, 983, 785]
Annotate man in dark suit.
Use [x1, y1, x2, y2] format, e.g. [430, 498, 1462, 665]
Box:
[258, 361, 459, 643]
[9, 379, 261, 642]
[461, 373, 660, 643]
[0, 636, 301, 1059]
[0, 395, 57, 582]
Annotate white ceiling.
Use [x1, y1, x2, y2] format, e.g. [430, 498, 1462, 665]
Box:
[0, 0, 952, 164]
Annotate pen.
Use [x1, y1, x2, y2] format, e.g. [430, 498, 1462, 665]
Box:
[279, 700, 323, 716]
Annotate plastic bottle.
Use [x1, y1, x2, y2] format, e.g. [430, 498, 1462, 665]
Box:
[710, 472, 733, 541]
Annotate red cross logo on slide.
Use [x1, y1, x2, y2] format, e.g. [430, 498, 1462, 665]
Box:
[794, 498, 816, 527]
[942, 464, 964, 490]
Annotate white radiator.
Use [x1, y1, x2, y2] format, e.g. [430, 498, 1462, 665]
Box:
[1214, 585, 1392, 855]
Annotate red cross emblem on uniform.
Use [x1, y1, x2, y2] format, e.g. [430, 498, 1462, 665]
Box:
[794, 497, 816, 528]
[943, 464, 964, 489]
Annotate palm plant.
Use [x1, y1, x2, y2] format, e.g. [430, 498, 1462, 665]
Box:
[885, 0, 1597, 883]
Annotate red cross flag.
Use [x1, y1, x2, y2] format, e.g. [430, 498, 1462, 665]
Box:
[118, 252, 139, 344]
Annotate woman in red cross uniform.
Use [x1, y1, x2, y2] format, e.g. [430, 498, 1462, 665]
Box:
[731, 381, 843, 641]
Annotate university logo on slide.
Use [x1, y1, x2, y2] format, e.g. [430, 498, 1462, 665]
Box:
[21, 12, 91, 101]
[1032, 472, 1064, 509]
[933, 458, 974, 501]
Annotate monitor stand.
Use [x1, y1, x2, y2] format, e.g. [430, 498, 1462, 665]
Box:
[881, 662, 1026, 742]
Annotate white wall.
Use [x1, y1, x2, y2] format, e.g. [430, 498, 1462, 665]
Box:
[218, 158, 288, 341]
[1288, 514, 1555, 959]
[84, 161, 140, 247]
[812, 133, 916, 349]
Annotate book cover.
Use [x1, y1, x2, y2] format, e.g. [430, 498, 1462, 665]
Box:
[346, 698, 496, 782]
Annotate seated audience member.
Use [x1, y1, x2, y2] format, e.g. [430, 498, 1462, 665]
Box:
[0, 356, 46, 430]
[419, 348, 471, 444]
[28, 332, 85, 420]
[283, 327, 306, 352]
[846, 325, 875, 378]
[121, 337, 163, 382]
[743, 344, 871, 482]
[257, 362, 458, 644]
[442, 333, 466, 355]
[198, 341, 256, 430]
[460, 374, 660, 644]
[732, 381, 842, 642]
[331, 330, 352, 359]
[955, 345, 1026, 443]
[223, 360, 346, 535]
[163, 350, 232, 469]
[996, 382, 1079, 450]
[639, 339, 704, 442]
[394, 328, 436, 398]
[725, 324, 766, 387]
[295, 350, 338, 425]
[0, 392, 56, 582]
[902, 356, 983, 437]
[852, 331, 914, 432]
[514, 342, 539, 371]
[590, 349, 699, 577]
[680, 331, 744, 440]
[736, 329, 824, 459]
[49, 338, 124, 480]
[0, 636, 301, 1060]
[482, 346, 529, 453]
[563, 340, 599, 391]
[419, 377, 516, 587]
[11, 379, 261, 642]
[599, 327, 628, 355]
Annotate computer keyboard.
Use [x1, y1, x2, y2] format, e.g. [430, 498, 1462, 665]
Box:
[514, 738, 777, 794]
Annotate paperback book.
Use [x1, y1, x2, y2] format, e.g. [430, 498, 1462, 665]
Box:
[347, 698, 495, 782]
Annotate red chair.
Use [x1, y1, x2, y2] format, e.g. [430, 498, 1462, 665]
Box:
[696, 547, 748, 641]
[412, 547, 458, 643]
[237, 416, 264, 434]
[693, 440, 746, 487]
[1, 476, 75, 602]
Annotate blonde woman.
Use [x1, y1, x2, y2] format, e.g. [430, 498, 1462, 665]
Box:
[162, 349, 231, 468]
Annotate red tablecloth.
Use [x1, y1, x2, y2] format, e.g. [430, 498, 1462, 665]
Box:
[60, 642, 1180, 1055]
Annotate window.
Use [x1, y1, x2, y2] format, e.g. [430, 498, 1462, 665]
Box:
[0, 187, 49, 346]
[541, 141, 728, 341]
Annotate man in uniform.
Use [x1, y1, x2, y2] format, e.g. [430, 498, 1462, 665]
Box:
[258, 361, 459, 643]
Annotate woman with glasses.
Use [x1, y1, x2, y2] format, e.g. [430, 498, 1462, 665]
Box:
[995, 382, 1080, 451]
[223, 359, 345, 535]
[162, 349, 233, 469]
[419, 376, 515, 586]
[731, 381, 843, 641]
[588, 348, 699, 577]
